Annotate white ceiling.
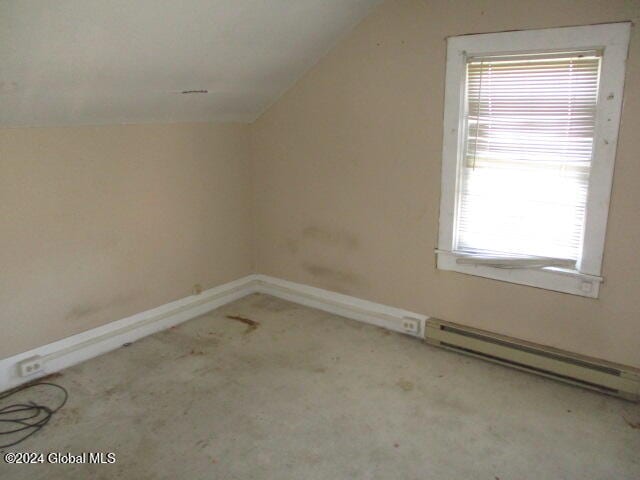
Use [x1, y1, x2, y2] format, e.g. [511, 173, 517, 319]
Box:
[0, 0, 380, 126]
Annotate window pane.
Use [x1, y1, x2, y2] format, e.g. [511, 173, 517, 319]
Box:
[455, 53, 601, 260]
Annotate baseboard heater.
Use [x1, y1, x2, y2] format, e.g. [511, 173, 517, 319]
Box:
[425, 319, 640, 402]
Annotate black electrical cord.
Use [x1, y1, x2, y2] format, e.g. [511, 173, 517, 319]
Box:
[0, 382, 68, 449]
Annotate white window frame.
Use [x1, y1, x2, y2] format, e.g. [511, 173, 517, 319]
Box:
[437, 23, 631, 298]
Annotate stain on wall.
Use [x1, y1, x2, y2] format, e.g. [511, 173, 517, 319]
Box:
[301, 226, 360, 250]
[0, 122, 252, 358]
[65, 292, 141, 323]
[302, 263, 362, 290]
[250, 0, 640, 368]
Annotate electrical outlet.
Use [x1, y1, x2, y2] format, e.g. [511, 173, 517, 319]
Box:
[402, 318, 421, 335]
[17, 355, 44, 377]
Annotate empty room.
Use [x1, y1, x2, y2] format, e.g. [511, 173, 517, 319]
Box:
[1, 0, 639, 478]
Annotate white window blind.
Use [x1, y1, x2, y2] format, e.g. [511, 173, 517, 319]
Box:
[455, 51, 602, 264]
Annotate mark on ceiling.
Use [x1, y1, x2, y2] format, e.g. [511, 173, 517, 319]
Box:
[0, 0, 382, 126]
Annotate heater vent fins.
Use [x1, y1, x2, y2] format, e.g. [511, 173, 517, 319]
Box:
[425, 319, 640, 402]
[440, 342, 618, 393]
[440, 325, 621, 376]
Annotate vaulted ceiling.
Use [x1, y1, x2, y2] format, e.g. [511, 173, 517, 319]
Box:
[0, 0, 380, 126]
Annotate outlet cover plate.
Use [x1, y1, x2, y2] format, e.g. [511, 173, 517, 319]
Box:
[17, 355, 44, 377]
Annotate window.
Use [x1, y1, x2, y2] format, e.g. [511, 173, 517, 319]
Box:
[437, 23, 630, 297]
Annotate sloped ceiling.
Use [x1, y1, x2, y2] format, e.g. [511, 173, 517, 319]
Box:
[0, 0, 381, 126]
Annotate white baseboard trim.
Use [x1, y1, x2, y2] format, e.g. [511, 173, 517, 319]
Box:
[0, 274, 428, 393]
[253, 275, 428, 338]
[0, 275, 257, 393]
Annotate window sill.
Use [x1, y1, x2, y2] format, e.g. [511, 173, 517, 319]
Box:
[435, 250, 603, 298]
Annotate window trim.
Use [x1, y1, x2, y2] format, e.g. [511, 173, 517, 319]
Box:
[437, 23, 631, 298]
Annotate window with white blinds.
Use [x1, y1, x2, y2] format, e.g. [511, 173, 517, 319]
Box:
[438, 24, 630, 297]
[455, 52, 601, 263]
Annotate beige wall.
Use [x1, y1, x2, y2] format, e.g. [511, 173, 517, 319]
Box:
[251, 0, 640, 368]
[1, 123, 252, 358]
[2, 0, 638, 369]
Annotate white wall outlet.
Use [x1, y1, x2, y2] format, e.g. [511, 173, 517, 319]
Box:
[402, 318, 421, 335]
[580, 281, 593, 293]
[17, 355, 44, 377]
